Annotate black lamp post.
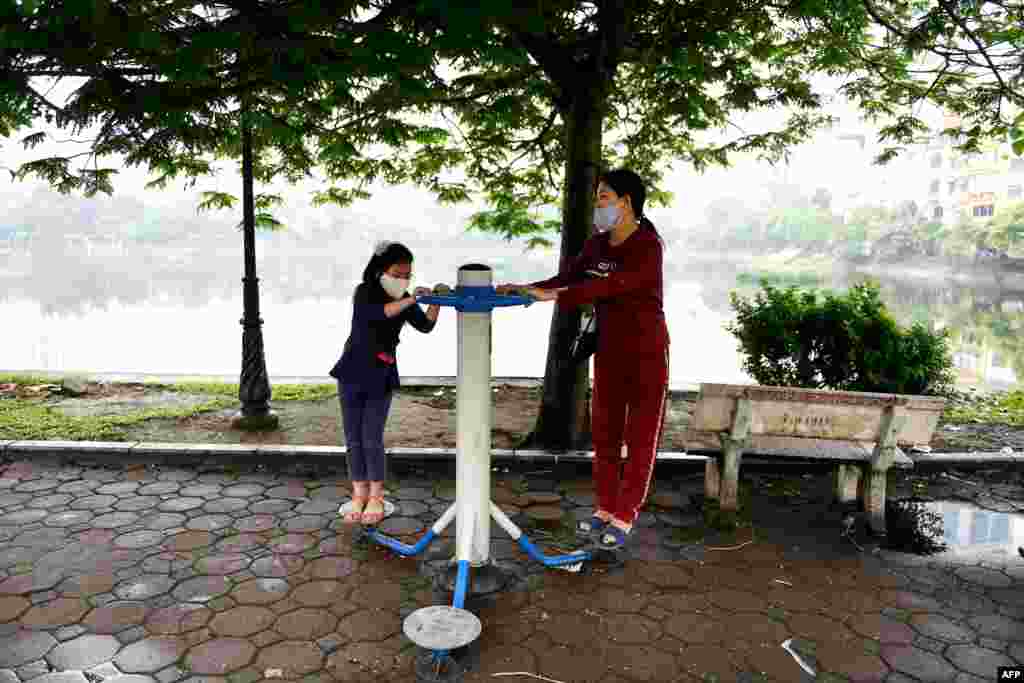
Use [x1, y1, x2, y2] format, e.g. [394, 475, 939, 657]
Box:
[230, 99, 279, 431]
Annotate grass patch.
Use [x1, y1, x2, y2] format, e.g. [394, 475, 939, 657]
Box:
[0, 373, 343, 441]
[943, 389, 1024, 426]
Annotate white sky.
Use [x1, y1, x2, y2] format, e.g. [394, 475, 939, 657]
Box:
[0, 61, 945, 237]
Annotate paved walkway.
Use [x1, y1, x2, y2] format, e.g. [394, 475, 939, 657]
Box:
[0, 453, 1021, 683]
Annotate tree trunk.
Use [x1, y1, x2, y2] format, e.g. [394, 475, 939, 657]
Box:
[519, 85, 605, 451]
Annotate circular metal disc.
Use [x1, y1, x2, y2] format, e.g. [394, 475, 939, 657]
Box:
[403, 605, 482, 650]
[337, 499, 396, 519]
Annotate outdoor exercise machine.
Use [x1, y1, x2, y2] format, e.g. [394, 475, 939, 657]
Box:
[341, 263, 593, 681]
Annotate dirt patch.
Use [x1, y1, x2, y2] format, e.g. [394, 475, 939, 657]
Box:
[117, 385, 695, 450]
[6, 381, 1024, 453]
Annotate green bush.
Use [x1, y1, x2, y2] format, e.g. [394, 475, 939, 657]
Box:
[727, 283, 955, 396]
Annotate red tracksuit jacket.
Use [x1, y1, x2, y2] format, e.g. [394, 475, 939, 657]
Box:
[528, 226, 669, 359]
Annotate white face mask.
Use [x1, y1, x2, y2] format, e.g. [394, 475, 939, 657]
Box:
[593, 204, 622, 232]
[379, 273, 409, 299]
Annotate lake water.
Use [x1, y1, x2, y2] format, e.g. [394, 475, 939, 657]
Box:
[2, 230, 1021, 392]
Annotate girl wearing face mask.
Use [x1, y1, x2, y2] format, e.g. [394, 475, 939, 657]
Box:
[495, 169, 670, 551]
[329, 241, 440, 524]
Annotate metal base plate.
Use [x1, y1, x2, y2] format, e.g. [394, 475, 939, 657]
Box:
[403, 605, 482, 651]
[337, 499, 396, 520]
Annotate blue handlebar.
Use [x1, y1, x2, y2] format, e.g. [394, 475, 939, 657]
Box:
[415, 285, 535, 313]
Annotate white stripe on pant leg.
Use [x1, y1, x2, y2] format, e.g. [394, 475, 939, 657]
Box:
[627, 347, 670, 524]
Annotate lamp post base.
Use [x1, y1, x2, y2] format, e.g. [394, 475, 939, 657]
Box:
[230, 409, 280, 431]
[439, 559, 515, 598]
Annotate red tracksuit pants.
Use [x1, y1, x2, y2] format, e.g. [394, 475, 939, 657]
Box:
[591, 344, 670, 526]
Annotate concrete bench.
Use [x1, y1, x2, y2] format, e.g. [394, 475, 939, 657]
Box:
[684, 383, 946, 534]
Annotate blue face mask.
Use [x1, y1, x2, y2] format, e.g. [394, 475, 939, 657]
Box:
[594, 204, 622, 232]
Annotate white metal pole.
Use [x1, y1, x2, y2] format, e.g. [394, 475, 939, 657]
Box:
[455, 265, 493, 566]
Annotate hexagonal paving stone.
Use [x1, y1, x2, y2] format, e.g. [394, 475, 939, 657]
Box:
[267, 534, 317, 555]
[254, 641, 324, 677]
[185, 638, 256, 675]
[21, 598, 91, 628]
[71, 495, 119, 510]
[0, 510, 48, 525]
[215, 533, 265, 553]
[115, 576, 175, 601]
[947, 644, 1017, 678]
[137, 483, 180, 496]
[193, 554, 250, 576]
[178, 485, 221, 498]
[221, 485, 264, 498]
[264, 485, 309, 500]
[92, 512, 141, 529]
[294, 500, 342, 515]
[84, 602, 149, 634]
[114, 637, 186, 674]
[283, 515, 327, 532]
[307, 557, 356, 581]
[882, 645, 956, 682]
[249, 500, 293, 515]
[162, 531, 214, 552]
[46, 634, 120, 669]
[171, 576, 232, 603]
[14, 479, 60, 493]
[157, 498, 204, 513]
[28, 494, 74, 509]
[968, 614, 1024, 641]
[229, 579, 290, 605]
[909, 614, 976, 643]
[291, 581, 349, 607]
[956, 566, 1013, 589]
[96, 482, 140, 496]
[202, 498, 248, 514]
[185, 515, 233, 532]
[21, 673, 86, 683]
[250, 556, 305, 578]
[235, 516, 276, 533]
[274, 608, 337, 640]
[336, 609, 400, 642]
[135, 513, 186, 531]
[208, 606, 276, 637]
[0, 630, 57, 667]
[0, 572, 63, 595]
[114, 531, 165, 550]
[59, 574, 116, 597]
[0, 596, 30, 621]
[44, 511, 94, 528]
[0, 493, 32, 508]
[143, 604, 212, 635]
[114, 497, 161, 512]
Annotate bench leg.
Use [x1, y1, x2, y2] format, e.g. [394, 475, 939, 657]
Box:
[833, 464, 861, 505]
[861, 466, 889, 535]
[719, 443, 742, 513]
[704, 458, 721, 501]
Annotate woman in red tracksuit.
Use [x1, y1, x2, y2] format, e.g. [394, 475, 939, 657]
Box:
[496, 168, 670, 551]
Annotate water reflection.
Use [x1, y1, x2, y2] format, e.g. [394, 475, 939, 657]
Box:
[2, 228, 1024, 390]
[910, 500, 1024, 558]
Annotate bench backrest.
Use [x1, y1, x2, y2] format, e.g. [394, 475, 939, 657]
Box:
[689, 383, 946, 445]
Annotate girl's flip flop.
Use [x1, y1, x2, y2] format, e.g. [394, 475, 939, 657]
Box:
[576, 515, 609, 537]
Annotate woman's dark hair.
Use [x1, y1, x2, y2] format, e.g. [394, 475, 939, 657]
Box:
[361, 241, 414, 286]
[598, 168, 665, 247]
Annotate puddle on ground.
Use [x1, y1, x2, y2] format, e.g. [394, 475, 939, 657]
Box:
[895, 498, 1024, 559]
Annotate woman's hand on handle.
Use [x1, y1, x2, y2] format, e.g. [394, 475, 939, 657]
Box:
[494, 283, 523, 295]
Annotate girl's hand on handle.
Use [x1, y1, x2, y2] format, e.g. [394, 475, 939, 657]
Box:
[527, 286, 568, 301]
[495, 283, 523, 295]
